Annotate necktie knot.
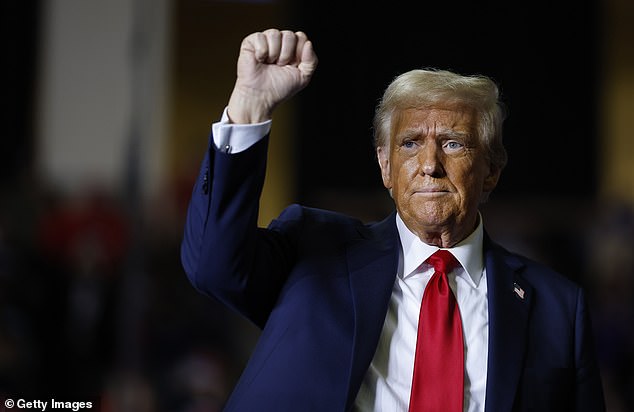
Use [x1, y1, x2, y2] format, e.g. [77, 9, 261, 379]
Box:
[427, 250, 458, 275]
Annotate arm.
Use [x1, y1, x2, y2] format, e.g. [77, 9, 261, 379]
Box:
[180, 29, 318, 327]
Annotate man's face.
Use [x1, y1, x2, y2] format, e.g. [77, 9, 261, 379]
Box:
[377, 105, 500, 247]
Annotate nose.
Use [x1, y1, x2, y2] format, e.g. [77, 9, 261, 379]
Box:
[418, 141, 444, 177]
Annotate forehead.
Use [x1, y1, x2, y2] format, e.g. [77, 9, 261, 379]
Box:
[392, 105, 478, 137]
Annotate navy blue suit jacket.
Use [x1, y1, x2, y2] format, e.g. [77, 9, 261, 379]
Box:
[181, 135, 605, 411]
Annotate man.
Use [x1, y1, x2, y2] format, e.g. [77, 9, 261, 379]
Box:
[180, 29, 605, 411]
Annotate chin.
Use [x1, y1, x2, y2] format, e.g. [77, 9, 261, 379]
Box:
[406, 209, 454, 230]
[411, 202, 454, 223]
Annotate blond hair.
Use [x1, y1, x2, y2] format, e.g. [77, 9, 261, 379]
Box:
[373, 68, 508, 172]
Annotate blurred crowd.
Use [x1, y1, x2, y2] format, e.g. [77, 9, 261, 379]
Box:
[0, 176, 257, 411]
[586, 201, 634, 411]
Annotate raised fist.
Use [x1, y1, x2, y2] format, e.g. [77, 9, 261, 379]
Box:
[227, 29, 318, 124]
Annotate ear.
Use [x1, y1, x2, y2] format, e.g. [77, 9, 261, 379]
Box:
[377, 146, 392, 190]
[483, 165, 501, 192]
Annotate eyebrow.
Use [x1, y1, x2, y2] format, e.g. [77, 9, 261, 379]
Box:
[397, 127, 470, 141]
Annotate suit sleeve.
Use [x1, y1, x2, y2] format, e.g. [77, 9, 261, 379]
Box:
[180, 131, 297, 328]
[574, 288, 606, 411]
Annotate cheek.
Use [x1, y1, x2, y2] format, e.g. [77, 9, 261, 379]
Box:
[396, 155, 420, 176]
[393, 158, 419, 191]
[453, 163, 488, 200]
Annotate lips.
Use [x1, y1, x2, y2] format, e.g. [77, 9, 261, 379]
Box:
[415, 187, 449, 194]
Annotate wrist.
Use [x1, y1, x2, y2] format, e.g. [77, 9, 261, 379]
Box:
[227, 88, 274, 124]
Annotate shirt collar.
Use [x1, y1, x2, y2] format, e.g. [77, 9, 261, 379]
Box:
[396, 212, 484, 287]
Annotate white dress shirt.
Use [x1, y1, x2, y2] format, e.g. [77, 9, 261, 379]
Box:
[210, 112, 489, 411]
[354, 214, 489, 412]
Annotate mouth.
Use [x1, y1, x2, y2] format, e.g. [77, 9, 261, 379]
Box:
[414, 187, 450, 195]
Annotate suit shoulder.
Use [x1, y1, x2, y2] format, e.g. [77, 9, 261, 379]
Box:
[273, 203, 366, 230]
[266, 204, 379, 261]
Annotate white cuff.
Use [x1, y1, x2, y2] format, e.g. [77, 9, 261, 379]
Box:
[211, 107, 272, 153]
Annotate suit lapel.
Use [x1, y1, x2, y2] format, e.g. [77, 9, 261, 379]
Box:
[344, 212, 400, 410]
[484, 234, 533, 412]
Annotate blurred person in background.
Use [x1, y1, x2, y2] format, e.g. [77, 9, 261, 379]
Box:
[180, 29, 605, 411]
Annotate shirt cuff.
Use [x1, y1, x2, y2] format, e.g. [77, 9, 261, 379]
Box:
[211, 107, 272, 154]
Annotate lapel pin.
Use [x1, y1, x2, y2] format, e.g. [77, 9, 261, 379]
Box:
[513, 282, 525, 300]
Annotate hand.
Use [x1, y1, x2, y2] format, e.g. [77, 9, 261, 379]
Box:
[227, 29, 318, 124]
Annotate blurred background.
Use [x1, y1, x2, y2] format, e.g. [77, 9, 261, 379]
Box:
[1, 0, 633, 410]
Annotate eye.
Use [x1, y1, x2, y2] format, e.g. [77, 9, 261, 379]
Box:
[444, 140, 464, 151]
[402, 140, 416, 149]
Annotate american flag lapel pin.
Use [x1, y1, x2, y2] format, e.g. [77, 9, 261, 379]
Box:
[513, 282, 525, 300]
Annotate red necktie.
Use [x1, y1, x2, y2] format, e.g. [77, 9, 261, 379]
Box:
[409, 250, 464, 412]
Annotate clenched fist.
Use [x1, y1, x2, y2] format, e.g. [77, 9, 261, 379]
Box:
[227, 29, 318, 124]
